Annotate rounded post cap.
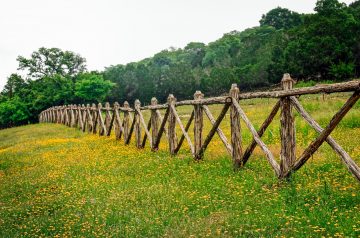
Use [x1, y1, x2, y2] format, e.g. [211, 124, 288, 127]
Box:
[281, 73, 294, 82]
[167, 94, 176, 103]
[229, 83, 240, 95]
[194, 90, 204, 99]
[134, 99, 141, 108]
[151, 97, 158, 105]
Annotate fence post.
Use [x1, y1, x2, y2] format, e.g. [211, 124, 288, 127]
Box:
[167, 94, 178, 155]
[230, 84, 242, 169]
[280, 73, 296, 177]
[66, 105, 70, 126]
[70, 105, 75, 127]
[105, 102, 111, 132]
[194, 91, 204, 160]
[97, 103, 104, 136]
[86, 104, 91, 132]
[91, 103, 97, 134]
[134, 99, 142, 148]
[151, 97, 159, 151]
[123, 101, 131, 144]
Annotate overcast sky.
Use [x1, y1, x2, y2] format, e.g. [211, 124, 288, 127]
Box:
[0, 0, 354, 90]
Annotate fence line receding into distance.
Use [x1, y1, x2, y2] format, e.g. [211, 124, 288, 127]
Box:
[39, 74, 360, 183]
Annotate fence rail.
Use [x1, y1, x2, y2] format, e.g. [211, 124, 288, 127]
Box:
[39, 74, 360, 183]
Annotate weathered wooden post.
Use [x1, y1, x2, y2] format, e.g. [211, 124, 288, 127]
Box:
[73, 105, 78, 126]
[123, 101, 131, 144]
[151, 97, 159, 151]
[280, 73, 296, 178]
[70, 105, 76, 127]
[230, 84, 242, 169]
[98, 103, 107, 136]
[113, 102, 121, 139]
[134, 99, 142, 148]
[61, 106, 66, 125]
[58, 107, 61, 123]
[65, 105, 70, 126]
[167, 94, 178, 155]
[86, 104, 92, 132]
[81, 104, 86, 132]
[91, 103, 97, 134]
[50, 108, 53, 123]
[105, 102, 111, 134]
[194, 91, 204, 160]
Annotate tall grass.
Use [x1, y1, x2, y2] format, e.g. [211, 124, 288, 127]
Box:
[0, 93, 359, 237]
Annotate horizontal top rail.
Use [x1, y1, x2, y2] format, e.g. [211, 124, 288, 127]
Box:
[41, 80, 359, 112]
[239, 80, 359, 99]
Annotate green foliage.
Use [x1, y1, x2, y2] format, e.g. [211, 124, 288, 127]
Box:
[1, 74, 26, 99]
[269, 0, 359, 81]
[75, 73, 114, 103]
[260, 7, 302, 30]
[0, 97, 29, 128]
[329, 62, 355, 80]
[17, 47, 86, 79]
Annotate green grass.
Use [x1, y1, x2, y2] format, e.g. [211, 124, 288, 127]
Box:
[0, 93, 359, 237]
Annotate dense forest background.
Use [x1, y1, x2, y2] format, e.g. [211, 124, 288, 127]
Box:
[1, 0, 360, 128]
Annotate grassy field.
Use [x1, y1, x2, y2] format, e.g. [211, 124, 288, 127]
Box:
[0, 93, 359, 237]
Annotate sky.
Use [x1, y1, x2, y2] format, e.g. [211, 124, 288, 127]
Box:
[0, 0, 354, 90]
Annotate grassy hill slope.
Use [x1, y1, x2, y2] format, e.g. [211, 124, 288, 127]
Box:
[0, 94, 359, 237]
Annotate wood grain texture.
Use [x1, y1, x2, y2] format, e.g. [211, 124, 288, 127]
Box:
[193, 91, 204, 160]
[167, 94, 178, 155]
[229, 84, 242, 169]
[280, 74, 296, 178]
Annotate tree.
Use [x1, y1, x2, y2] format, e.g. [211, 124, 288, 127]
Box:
[17, 47, 87, 79]
[0, 97, 30, 128]
[260, 7, 302, 30]
[75, 73, 114, 103]
[1, 74, 26, 99]
[315, 0, 346, 16]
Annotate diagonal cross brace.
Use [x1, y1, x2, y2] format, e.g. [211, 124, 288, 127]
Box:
[288, 95, 360, 182]
[232, 99, 281, 176]
[170, 105, 195, 156]
[284, 90, 360, 177]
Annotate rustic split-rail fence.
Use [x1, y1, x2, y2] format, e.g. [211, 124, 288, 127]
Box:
[39, 74, 360, 183]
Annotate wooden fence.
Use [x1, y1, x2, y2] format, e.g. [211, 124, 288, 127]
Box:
[39, 74, 360, 183]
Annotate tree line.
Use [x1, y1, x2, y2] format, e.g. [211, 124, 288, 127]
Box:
[1, 0, 359, 129]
